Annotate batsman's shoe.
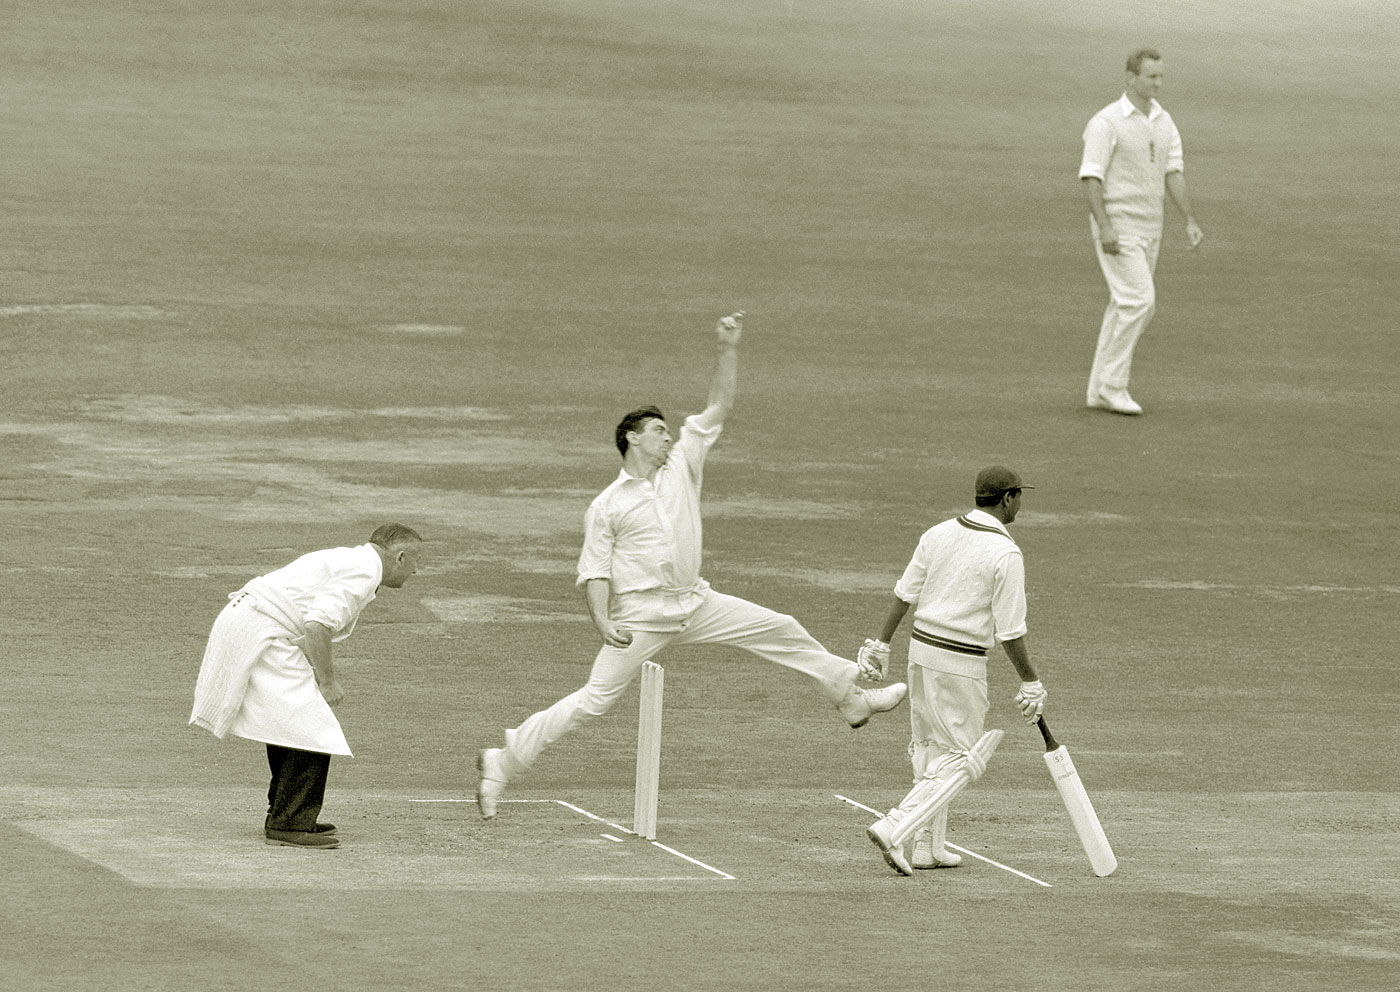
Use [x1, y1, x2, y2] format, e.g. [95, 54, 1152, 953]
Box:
[839, 681, 909, 728]
[264, 828, 340, 850]
[912, 835, 962, 869]
[866, 813, 913, 876]
[1088, 386, 1143, 416]
[477, 748, 507, 820]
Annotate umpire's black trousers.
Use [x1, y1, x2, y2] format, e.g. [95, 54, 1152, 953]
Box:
[264, 744, 331, 832]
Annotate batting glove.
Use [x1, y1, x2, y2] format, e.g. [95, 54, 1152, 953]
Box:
[857, 638, 890, 682]
[1013, 680, 1047, 722]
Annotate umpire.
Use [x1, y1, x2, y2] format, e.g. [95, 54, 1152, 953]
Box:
[190, 524, 423, 849]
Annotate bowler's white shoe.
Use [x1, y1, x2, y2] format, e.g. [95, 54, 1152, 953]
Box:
[839, 681, 909, 728]
[912, 832, 962, 869]
[476, 748, 507, 820]
[1088, 385, 1143, 416]
[866, 813, 913, 876]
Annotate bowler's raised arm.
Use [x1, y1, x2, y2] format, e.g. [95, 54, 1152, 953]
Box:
[693, 311, 743, 432]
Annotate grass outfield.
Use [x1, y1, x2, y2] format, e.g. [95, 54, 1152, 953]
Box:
[1, 1, 1396, 990]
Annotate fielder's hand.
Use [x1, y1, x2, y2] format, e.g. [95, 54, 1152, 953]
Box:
[715, 311, 744, 346]
[856, 638, 890, 682]
[1014, 680, 1047, 723]
[318, 680, 345, 706]
[1097, 221, 1120, 256]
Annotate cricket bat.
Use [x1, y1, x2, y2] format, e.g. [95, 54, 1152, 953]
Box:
[1036, 717, 1117, 877]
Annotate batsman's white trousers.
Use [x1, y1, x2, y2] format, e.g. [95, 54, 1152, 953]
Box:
[898, 642, 989, 842]
[1088, 230, 1161, 395]
[498, 589, 858, 778]
[907, 642, 989, 782]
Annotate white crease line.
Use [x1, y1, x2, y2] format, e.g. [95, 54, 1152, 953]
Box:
[411, 796, 735, 878]
[575, 876, 715, 882]
[834, 794, 1052, 889]
[408, 798, 557, 803]
[552, 799, 635, 835]
[553, 800, 736, 880]
[602, 834, 624, 843]
[649, 841, 737, 881]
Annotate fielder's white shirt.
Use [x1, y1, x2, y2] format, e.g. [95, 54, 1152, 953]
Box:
[893, 508, 1027, 657]
[1080, 94, 1185, 238]
[577, 415, 722, 628]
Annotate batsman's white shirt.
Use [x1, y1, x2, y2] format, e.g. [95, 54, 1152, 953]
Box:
[893, 508, 1027, 668]
[225, 544, 383, 755]
[576, 415, 722, 631]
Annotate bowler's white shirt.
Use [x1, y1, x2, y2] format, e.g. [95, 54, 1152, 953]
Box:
[894, 508, 1027, 652]
[577, 415, 722, 627]
[247, 543, 382, 640]
[1080, 94, 1185, 237]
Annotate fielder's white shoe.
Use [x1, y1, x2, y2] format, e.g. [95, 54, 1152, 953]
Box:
[476, 748, 507, 820]
[912, 832, 962, 869]
[866, 813, 913, 876]
[1088, 385, 1143, 416]
[838, 681, 908, 728]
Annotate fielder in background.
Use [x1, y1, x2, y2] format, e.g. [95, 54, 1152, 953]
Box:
[190, 524, 424, 849]
[476, 312, 908, 819]
[859, 467, 1046, 875]
[1081, 48, 1205, 416]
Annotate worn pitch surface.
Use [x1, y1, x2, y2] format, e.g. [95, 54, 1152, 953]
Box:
[1, 1, 1396, 990]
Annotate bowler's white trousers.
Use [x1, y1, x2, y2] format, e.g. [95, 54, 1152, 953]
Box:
[498, 589, 857, 779]
[1088, 229, 1161, 397]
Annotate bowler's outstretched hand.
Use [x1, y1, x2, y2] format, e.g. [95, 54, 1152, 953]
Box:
[715, 311, 745, 346]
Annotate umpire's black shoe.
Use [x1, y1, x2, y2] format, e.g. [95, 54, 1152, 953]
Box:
[265, 828, 340, 849]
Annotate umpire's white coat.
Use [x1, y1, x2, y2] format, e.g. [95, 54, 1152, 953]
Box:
[190, 545, 383, 756]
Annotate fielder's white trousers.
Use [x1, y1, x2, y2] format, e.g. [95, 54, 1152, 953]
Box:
[498, 589, 858, 779]
[1088, 229, 1161, 397]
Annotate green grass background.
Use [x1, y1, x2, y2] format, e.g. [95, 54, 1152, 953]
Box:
[1, 1, 1397, 989]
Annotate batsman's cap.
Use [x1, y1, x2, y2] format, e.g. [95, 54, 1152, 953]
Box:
[975, 465, 1033, 499]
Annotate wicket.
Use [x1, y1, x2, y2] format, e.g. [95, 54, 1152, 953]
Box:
[633, 661, 664, 839]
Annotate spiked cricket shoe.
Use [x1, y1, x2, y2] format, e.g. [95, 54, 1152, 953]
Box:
[839, 681, 908, 728]
[1088, 386, 1143, 416]
[477, 748, 507, 820]
[866, 814, 913, 876]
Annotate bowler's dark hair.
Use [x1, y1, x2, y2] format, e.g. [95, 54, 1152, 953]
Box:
[615, 406, 665, 456]
[370, 523, 423, 548]
[975, 488, 1021, 508]
[1126, 48, 1162, 75]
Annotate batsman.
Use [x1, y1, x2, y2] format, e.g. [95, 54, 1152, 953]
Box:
[859, 466, 1047, 875]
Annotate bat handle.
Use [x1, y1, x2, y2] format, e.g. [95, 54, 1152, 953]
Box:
[1035, 716, 1060, 752]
